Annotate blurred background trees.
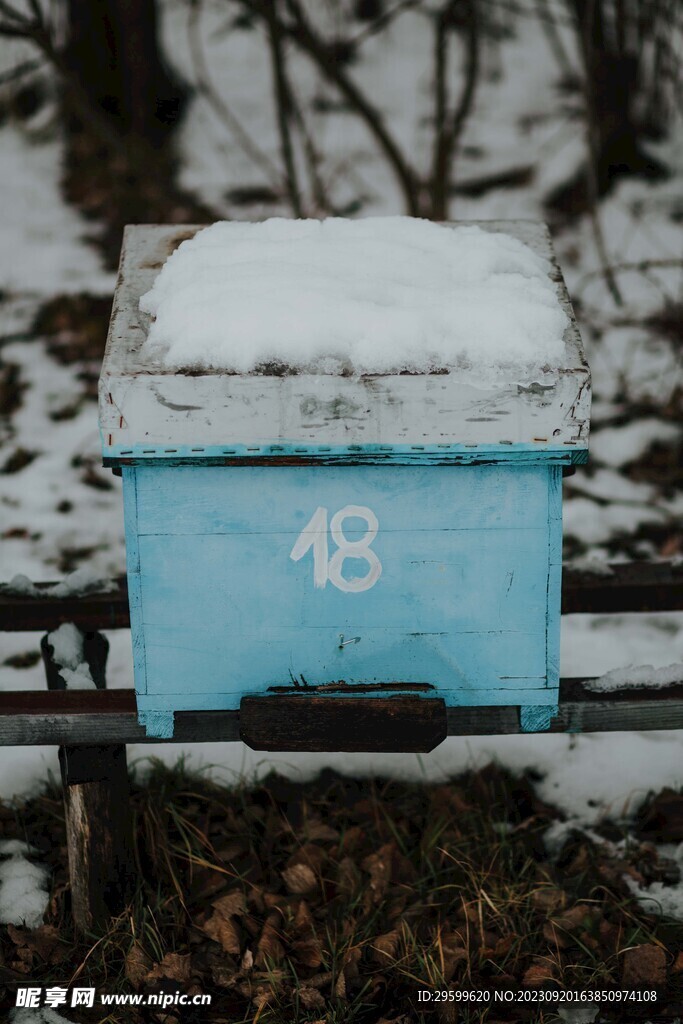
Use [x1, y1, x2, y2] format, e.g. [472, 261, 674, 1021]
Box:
[1, 0, 680, 231]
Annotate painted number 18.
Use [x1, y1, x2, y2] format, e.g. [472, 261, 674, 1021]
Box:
[289, 505, 382, 593]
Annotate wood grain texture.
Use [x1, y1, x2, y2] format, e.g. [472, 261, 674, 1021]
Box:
[60, 749, 134, 934]
[99, 221, 589, 457]
[240, 696, 448, 751]
[42, 630, 134, 935]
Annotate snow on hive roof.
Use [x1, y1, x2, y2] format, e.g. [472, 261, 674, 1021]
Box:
[139, 217, 569, 382]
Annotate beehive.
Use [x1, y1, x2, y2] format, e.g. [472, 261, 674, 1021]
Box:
[99, 221, 590, 741]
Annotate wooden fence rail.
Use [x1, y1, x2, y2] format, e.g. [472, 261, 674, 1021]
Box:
[0, 679, 682, 746]
[2, 561, 683, 633]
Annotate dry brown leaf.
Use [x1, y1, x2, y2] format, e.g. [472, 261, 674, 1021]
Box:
[212, 890, 247, 918]
[305, 820, 339, 842]
[6, 924, 66, 964]
[673, 951, 683, 973]
[200, 888, 248, 955]
[147, 952, 192, 985]
[370, 930, 400, 966]
[442, 947, 467, 982]
[255, 913, 285, 968]
[598, 919, 619, 949]
[282, 862, 317, 894]
[543, 903, 597, 947]
[531, 888, 567, 913]
[299, 986, 326, 1010]
[211, 964, 239, 988]
[202, 910, 241, 955]
[334, 969, 347, 999]
[362, 842, 396, 903]
[263, 890, 288, 910]
[542, 921, 567, 948]
[343, 946, 362, 981]
[337, 825, 364, 854]
[293, 899, 315, 936]
[305, 971, 333, 990]
[214, 838, 248, 861]
[126, 943, 154, 989]
[9, 958, 32, 975]
[192, 870, 231, 902]
[636, 788, 683, 842]
[523, 958, 556, 986]
[292, 937, 324, 968]
[336, 856, 362, 897]
[622, 943, 666, 987]
[287, 843, 327, 873]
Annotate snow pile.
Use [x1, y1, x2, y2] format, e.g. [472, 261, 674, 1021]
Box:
[624, 841, 683, 921]
[0, 840, 49, 928]
[566, 555, 614, 577]
[140, 218, 568, 381]
[590, 418, 680, 468]
[2, 568, 116, 598]
[46, 623, 96, 689]
[12, 1010, 75, 1024]
[587, 663, 683, 693]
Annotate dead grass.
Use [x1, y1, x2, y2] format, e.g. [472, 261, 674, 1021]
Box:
[1, 762, 683, 1021]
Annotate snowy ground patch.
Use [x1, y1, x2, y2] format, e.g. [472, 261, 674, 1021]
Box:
[45, 623, 95, 689]
[0, 839, 49, 929]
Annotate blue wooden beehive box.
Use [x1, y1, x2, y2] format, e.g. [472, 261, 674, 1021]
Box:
[99, 221, 590, 746]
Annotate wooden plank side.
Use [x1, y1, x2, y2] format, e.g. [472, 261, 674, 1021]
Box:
[133, 464, 550, 535]
[135, 463, 552, 703]
[546, 466, 563, 687]
[122, 468, 147, 695]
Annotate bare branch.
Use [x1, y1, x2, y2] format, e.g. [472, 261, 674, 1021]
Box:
[429, 0, 480, 219]
[533, 0, 574, 77]
[187, 0, 284, 192]
[571, 0, 624, 306]
[349, 0, 424, 47]
[280, 0, 420, 214]
[290, 91, 331, 215]
[265, 0, 303, 216]
[0, 0, 30, 24]
[0, 56, 43, 85]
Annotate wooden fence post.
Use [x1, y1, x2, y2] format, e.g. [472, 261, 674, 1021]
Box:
[41, 630, 134, 935]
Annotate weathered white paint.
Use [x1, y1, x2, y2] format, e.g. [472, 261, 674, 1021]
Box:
[99, 222, 590, 457]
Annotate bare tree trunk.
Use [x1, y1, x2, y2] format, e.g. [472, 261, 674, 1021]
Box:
[547, 0, 668, 216]
[65, 0, 187, 145]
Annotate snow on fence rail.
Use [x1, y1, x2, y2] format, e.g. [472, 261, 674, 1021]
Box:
[1, 561, 682, 633]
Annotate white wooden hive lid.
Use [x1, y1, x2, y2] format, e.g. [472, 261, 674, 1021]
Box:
[98, 220, 590, 465]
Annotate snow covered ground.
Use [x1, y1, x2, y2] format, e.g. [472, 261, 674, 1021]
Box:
[1, 2, 683, 838]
